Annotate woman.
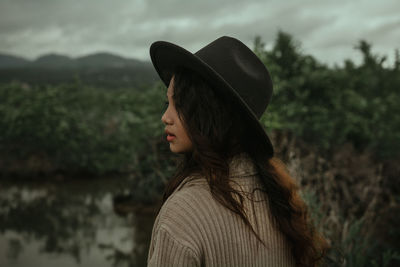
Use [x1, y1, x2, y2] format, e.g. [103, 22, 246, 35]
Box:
[147, 36, 328, 266]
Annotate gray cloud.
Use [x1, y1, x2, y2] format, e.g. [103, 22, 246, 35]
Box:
[0, 0, 398, 66]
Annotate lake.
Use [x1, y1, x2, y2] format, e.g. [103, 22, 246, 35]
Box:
[0, 176, 160, 267]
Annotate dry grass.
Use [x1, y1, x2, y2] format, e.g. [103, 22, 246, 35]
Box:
[270, 130, 400, 266]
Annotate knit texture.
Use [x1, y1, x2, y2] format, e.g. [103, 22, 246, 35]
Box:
[147, 153, 295, 267]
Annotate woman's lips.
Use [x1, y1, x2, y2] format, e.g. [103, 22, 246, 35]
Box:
[167, 134, 176, 142]
[165, 129, 175, 142]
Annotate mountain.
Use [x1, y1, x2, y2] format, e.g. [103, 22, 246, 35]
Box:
[76, 52, 146, 68]
[0, 54, 30, 68]
[33, 53, 75, 68]
[0, 51, 158, 88]
[0, 51, 151, 69]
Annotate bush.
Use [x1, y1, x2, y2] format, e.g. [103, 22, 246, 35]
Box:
[0, 82, 166, 175]
[256, 32, 400, 159]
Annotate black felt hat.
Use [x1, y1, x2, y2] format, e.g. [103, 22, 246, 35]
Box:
[150, 36, 274, 157]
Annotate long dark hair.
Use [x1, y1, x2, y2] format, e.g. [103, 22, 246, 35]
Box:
[161, 67, 329, 266]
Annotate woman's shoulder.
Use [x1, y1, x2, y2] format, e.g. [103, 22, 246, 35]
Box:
[158, 175, 212, 220]
[148, 176, 210, 262]
[156, 174, 228, 232]
[150, 175, 213, 249]
[154, 171, 265, 233]
[157, 173, 263, 224]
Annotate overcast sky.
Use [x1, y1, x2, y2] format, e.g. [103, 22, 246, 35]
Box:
[0, 0, 399, 66]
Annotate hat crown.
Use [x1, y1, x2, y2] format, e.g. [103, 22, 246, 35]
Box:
[194, 36, 273, 118]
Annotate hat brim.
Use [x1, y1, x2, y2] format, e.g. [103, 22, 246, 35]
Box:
[150, 41, 274, 157]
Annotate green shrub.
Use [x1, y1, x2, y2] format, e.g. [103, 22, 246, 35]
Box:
[256, 32, 400, 159]
[0, 82, 165, 174]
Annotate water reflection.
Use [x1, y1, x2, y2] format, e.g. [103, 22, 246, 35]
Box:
[0, 177, 159, 267]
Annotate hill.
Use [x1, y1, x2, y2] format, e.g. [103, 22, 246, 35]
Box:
[0, 52, 158, 89]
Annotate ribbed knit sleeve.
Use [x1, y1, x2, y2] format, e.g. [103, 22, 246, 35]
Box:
[148, 226, 201, 267]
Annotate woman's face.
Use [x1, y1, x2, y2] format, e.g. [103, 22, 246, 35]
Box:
[161, 76, 193, 154]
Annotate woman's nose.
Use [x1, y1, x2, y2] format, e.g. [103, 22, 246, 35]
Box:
[161, 111, 172, 125]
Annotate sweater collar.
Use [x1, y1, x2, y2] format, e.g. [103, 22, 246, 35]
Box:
[228, 152, 258, 178]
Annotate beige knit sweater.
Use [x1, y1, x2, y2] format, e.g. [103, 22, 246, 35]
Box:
[147, 153, 295, 267]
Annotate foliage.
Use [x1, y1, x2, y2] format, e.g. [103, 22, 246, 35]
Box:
[255, 32, 400, 265]
[256, 31, 400, 159]
[282, 134, 400, 266]
[0, 82, 165, 175]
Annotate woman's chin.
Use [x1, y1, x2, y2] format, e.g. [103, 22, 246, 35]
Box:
[169, 143, 180, 153]
[169, 143, 192, 154]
